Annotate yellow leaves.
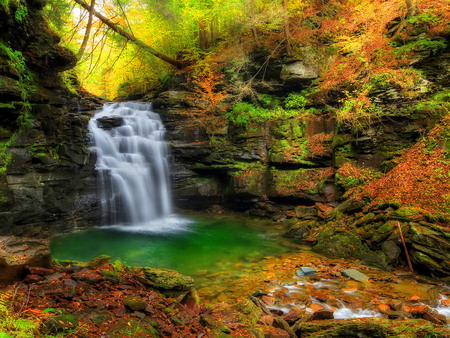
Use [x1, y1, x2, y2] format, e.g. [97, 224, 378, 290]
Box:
[334, 34, 372, 56]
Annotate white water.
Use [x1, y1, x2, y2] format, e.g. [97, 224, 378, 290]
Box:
[89, 102, 185, 231]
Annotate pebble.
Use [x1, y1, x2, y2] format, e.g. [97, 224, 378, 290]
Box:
[296, 267, 317, 277]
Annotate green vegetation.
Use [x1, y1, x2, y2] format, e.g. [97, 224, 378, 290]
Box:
[393, 37, 447, 57]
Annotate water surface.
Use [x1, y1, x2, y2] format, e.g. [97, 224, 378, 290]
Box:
[51, 216, 295, 284]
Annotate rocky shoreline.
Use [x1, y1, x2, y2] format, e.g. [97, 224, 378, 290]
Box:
[1, 238, 450, 337]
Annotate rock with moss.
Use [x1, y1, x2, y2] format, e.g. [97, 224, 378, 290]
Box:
[141, 267, 194, 296]
[123, 295, 148, 311]
[284, 220, 318, 238]
[312, 225, 367, 259]
[105, 318, 159, 337]
[100, 269, 122, 284]
[87, 254, 111, 269]
[234, 298, 263, 327]
[44, 314, 78, 333]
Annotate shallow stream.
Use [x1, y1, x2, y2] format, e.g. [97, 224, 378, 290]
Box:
[51, 215, 450, 321]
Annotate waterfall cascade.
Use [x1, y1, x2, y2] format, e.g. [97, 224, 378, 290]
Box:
[89, 102, 176, 230]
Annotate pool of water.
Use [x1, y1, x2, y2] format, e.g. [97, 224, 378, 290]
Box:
[50, 215, 296, 290]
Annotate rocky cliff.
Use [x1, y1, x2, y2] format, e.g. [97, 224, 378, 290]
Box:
[150, 39, 450, 276]
[0, 0, 101, 237]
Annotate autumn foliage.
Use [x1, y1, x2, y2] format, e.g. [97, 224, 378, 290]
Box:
[358, 114, 450, 217]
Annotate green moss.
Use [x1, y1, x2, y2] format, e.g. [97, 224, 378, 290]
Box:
[0, 132, 18, 174]
[313, 225, 368, 259]
[270, 167, 332, 197]
[393, 37, 447, 56]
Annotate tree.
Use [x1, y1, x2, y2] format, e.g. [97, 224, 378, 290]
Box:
[283, 0, 291, 56]
[72, 0, 186, 68]
[77, 0, 95, 60]
[405, 0, 419, 17]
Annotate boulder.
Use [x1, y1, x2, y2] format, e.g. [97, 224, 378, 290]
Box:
[96, 116, 124, 129]
[0, 236, 51, 284]
[141, 267, 194, 296]
[280, 61, 319, 85]
[313, 226, 367, 259]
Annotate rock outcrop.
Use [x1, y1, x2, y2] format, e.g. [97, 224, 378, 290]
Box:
[0, 0, 102, 236]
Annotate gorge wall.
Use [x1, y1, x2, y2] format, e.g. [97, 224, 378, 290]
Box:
[0, 0, 101, 237]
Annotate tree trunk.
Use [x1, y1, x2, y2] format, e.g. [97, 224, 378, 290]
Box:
[72, 0, 186, 68]
[405, 0, 419, 17]
[77, 0, 95, 60]
[249, 0, 261, 48]
[283, 0, 291, 56]
[199, 20, 208, 50]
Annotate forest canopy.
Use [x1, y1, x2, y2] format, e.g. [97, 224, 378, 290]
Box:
[41, 0, 449, 99]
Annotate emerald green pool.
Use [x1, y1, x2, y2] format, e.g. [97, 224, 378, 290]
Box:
[50, 216, 295, 284]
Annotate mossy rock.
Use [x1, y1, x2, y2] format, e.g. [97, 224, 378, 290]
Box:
[362, 250, 389, 270]
[410, 250, 444, 275]
[106, 318, 159, 337]
[381, 240, 401, 264]
[409, 224, 450, 251]
[142, 267, 194, 295]
[87, 254, 111, 269]
[44, 314, 78, 333]
[123, 295, 147, 311]
[388, 206, 428, 222]
[234, 298, 262, 327]
[370, 221, 396, 244]
[313, 225, 367, 259]
[296, 318, 448, 337]
[100, 269, 122, 283]
[330, 199, 365, 218]
[353, 213, 376, 227]
[284, 220, 317, 238]
[200, 315, 232, 333]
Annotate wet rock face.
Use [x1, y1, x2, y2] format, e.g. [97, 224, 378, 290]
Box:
[96, 116, 124, 129]
[0, 0, 102, 236]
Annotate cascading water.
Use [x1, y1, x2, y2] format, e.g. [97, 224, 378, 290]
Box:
[89, 102, 183, 232]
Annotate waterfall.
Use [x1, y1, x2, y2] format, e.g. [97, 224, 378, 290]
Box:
[89, 102, 179, 231]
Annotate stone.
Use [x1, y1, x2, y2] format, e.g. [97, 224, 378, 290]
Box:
[96, 116, 124, 129]
[180, 288, 201, 315]
[44, 314, 79, 333]
[0, 236, 51, 284]
[72, 268, 104, 283]
[362, 251, 389, 270]
[153, 91, 199, 108]
[341, 269, 370, 283]
[422, 312, 447, 325]
[296, 267, 317, 277]
[123, 295, 147, 311]
[280, 61, 319, 84]
[387, 311, 412, 319]
[313, 309, 334, 320]
[260, 326, 291, 338]
[26, 266, 55, 276]
[284, 220, 316, 238]
[295, 206, 318, 219]
[313, 226, 367, 259]
[100, 269, 122, 283]
[381, 240, 401, 264]
[273, 316, 296, 338]
[142, 267, 194, 295]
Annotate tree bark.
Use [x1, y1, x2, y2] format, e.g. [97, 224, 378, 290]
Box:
[405, 0, 419, 17]
[283, 0, 291, 56]
[77, 0, 95, 60]
[72, 0, 186, 68]
[249, 0, 261, 48]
